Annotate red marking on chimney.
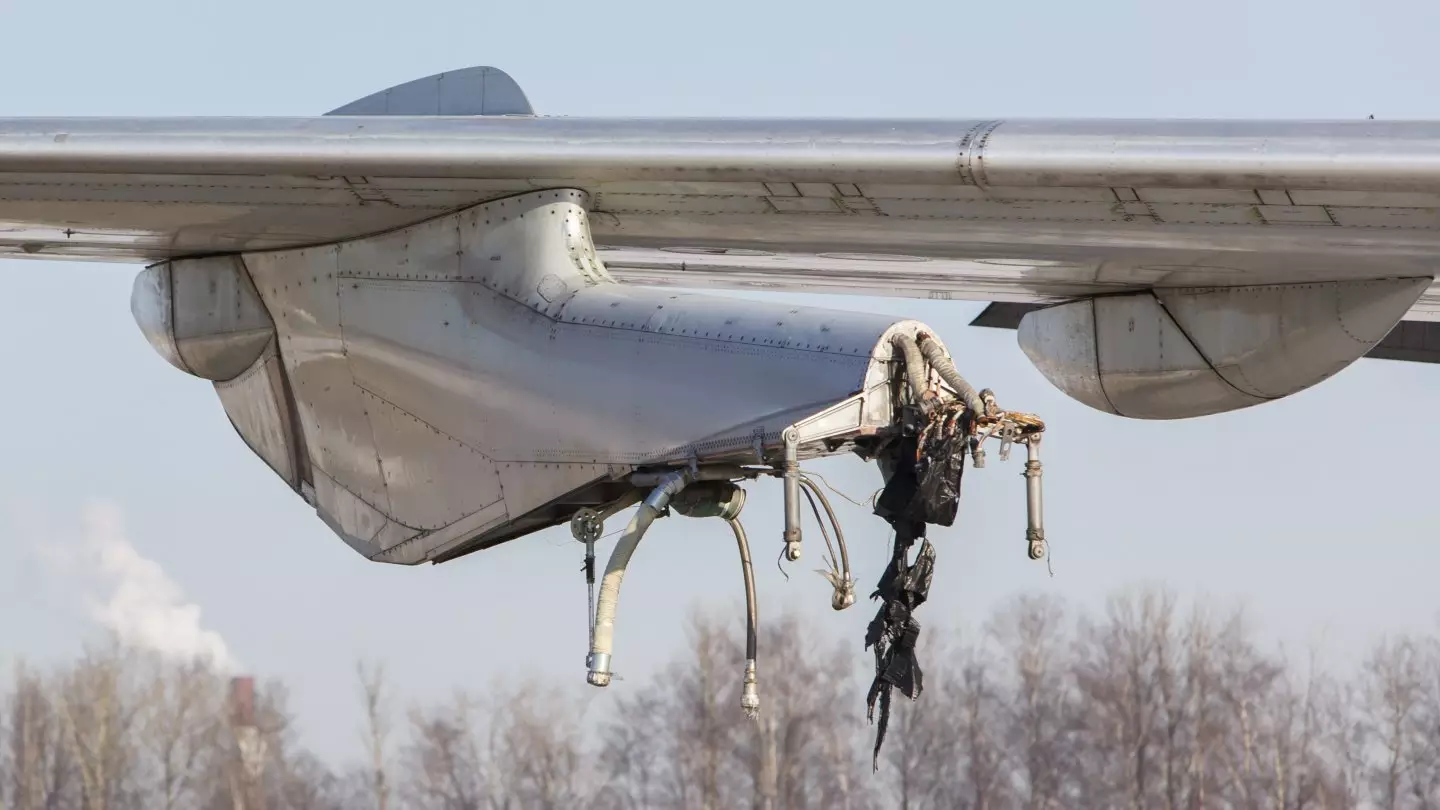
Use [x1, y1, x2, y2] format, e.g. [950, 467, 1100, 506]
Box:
[230, 676, 256, 727]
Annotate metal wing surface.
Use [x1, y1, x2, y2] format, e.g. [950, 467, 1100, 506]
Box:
[6, 116, 1440, 322]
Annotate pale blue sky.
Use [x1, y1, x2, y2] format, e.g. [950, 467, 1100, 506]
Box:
[3, 0, 1440, 764]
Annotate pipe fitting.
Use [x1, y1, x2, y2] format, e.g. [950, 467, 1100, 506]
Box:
[585, 653, 612, 686]
[630, 464, 745, 488]
[642, 470, 690, 511]
[670, 481, 747, 520]
[741, 659, 759, 718]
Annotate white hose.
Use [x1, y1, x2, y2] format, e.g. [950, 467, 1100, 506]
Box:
[917, 333, 985, 416]
[586, 471, 689, 686]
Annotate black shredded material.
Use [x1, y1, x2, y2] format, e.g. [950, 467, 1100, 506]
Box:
[864, 404, 969, 770]
[915, 408, 972, 527]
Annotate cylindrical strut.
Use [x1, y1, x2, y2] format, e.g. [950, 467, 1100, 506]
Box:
[781, 427, 802, 561]
[1024, 435, 1046, 560]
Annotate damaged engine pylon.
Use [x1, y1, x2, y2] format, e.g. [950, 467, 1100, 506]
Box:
[863, 380, 1046, 768]
[572, 324, 1047, 771]
[858, 332, 1046, 769]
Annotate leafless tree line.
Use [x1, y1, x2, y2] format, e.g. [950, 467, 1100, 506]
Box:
[3, 588, 1438, 809]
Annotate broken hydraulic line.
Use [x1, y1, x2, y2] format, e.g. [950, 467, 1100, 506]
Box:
[798, 475, 855, 610]
[860, 334, 1049, 770]
[866, 413, 940, 771]
[889, 333, 937, 413]
[917, 332, 985, 417]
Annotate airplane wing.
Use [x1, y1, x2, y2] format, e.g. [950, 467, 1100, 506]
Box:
[7, 73, 1440, 360]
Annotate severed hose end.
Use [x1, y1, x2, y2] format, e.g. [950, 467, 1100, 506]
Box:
[585, 653, 613, 687]
[741, 659, 760, 718]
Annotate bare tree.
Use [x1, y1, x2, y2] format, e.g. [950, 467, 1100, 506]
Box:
[275, 750, 343, 810]
[357, 661, 391, 810]
[401, 690, 492, 810]
[10, 585, 1440, 810]
[1070, 590, 1174, 810]
[990, 594, 1075, 810]
[132, 656, 223, 810]
[735, 614, 864, 810]
[54, 642, 141, 810]
[5, 662, 74, 810]
[1402, 629, 1440, 809]
[623, 610, 744, 810]
[1362, 637, 1425, 809]
[490, 683, 593, 809]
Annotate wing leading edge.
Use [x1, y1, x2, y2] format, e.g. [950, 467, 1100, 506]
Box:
[5, 115, 1440, 329]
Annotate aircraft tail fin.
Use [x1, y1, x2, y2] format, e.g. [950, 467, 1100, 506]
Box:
[324, 66, 533, 117]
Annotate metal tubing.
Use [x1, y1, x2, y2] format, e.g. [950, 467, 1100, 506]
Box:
[798, 476, 855, 610]
[782, 428, 802, 561]
[729, 517, 760, 717]
[630, 464, 746, 488]
[1024, 436, 1046, 560]
[890, 333, 934, 411]
[587, 471, 690, 686]
[917, 333, 985, 416]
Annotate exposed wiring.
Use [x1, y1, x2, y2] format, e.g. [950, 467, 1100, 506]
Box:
[799, 483, 841, 578]
[800, 474, 856, 610]
[799, 469, 882, 509]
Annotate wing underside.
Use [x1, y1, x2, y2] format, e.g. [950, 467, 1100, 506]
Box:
[7, 116, 1440, 342]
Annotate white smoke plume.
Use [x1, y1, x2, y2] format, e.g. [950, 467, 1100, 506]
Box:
[81, 500, 239, 672]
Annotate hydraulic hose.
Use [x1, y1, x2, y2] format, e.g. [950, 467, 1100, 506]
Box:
[890, 332, 934, 411]
[729, 517, 760, 717]
[587, 471, 689, 686]
[917, 332, 985, 416]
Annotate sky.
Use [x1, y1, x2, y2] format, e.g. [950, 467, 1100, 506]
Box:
[4, 0, 1440, 766]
